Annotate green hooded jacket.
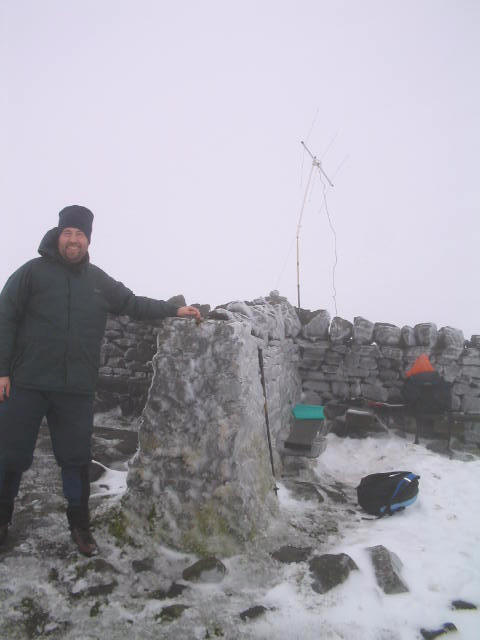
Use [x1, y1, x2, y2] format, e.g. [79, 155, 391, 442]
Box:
[0, 228, 179, 394]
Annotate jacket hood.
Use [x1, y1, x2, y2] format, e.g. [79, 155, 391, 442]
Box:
[38, 227, 90, 268]
[38, 228, 60, 259]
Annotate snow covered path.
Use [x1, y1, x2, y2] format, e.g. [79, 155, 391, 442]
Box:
[0, 429, 478, 639]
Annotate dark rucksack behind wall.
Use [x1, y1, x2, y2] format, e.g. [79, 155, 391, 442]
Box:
[402, 371, 452, 415]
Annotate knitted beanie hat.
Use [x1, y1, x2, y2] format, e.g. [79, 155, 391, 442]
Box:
[58, 205, 94, 242]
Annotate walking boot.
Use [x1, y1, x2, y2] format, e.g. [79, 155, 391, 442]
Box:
[67, 506, 98, 557]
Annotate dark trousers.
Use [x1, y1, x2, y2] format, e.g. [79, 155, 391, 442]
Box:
[0, 386, 94, 524]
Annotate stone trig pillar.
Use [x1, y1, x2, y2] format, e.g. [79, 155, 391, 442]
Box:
[124, 318, 279, 556]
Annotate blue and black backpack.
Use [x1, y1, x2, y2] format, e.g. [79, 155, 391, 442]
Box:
[356, 471, 420, 517]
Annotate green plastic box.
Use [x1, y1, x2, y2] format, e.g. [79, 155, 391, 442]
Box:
[291, 404, 325, 421]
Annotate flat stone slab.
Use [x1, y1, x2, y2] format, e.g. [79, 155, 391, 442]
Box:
[281, 480, 325, 503]
[182, 557, 227, 583]
[366, 545, 408, 594]
[157, 604, 190, 622]
[131, 557, 154, 573]
[239, 605, 268, 621]
[420, 622, 458, 639]
[271, 545, 312, 564]
[450, 599, 477, 610]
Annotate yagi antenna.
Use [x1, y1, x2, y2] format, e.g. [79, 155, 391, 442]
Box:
[296, 141, 334, 309]
[301, 140, 334, 186]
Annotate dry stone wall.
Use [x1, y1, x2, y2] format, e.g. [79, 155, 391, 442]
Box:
[297, 313, 480, 415]
[98, 305, 480, 421]
[95, 316, 159, 418]
[96, 298, 480, 454]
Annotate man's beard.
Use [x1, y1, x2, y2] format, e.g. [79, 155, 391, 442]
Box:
[62, 244, 86, 263]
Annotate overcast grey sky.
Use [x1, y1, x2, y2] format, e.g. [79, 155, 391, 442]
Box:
[2, 1, 479, 336]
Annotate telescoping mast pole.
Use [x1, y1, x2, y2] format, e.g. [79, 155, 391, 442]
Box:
[296, 141, 334, 310]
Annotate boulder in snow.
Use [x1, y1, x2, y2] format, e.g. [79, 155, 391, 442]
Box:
[309, 553, 358, 594]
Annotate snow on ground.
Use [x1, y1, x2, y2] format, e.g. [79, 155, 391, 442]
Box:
[1, 431, 479, 639]
[73, 434, 480, 639]
[250, 434, 480, 640]
[90, 460, 127, 498]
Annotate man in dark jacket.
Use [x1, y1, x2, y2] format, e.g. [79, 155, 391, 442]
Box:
[0, 205, 201, 555]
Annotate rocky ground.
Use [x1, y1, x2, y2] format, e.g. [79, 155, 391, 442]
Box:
[0, 418, 369, 640]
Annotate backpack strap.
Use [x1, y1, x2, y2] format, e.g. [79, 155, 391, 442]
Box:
[384, 473, 419, 516]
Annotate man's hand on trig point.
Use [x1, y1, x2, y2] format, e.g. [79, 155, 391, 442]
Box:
[176, 306, 202, 321]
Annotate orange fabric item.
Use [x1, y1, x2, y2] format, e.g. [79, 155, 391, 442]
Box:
[405, 354, 435, 378]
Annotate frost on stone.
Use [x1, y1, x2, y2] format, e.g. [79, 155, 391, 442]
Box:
[124, 312, 302, 556]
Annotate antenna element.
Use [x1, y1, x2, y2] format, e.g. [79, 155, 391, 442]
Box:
[296, 141, 334, 309]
